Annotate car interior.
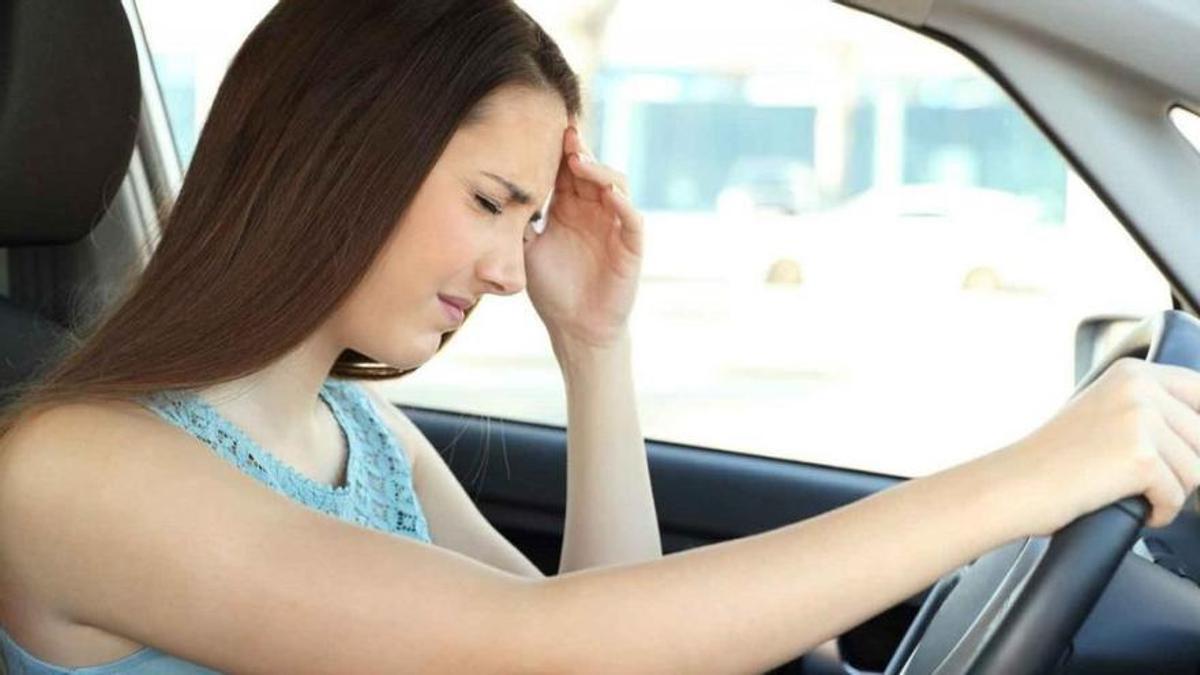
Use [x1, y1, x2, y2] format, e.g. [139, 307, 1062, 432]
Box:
[1, 0, 1198, 673]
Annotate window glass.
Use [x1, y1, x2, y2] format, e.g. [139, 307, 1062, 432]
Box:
[135, 0, 278, 166]
[1173, 107, 1200, 156]
[136, 1, 1173, 477]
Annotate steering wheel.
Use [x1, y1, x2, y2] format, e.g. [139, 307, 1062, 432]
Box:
[884, 309, 1200, 675]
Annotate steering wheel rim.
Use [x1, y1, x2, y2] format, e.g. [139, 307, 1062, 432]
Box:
[885, 310, 1200, 675]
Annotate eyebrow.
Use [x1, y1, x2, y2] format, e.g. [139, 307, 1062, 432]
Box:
[480, 172, 534, 205]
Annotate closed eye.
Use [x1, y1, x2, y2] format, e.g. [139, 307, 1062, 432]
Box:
[475, 194, 502, 215]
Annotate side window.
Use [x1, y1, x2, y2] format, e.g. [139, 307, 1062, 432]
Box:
[399, 2, 1171, 478]
[135, 2, 1173, 478]
[1174, 107, 1200, 155]
[135, 0, 278, 167]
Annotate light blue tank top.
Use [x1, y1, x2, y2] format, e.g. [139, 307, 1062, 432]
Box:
[0, 377, 431, 673]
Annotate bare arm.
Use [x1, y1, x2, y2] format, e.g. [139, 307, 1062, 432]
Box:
[0, 403, 539, 673]
[553, 331, 662, 573]
[367, 329, 661, 576]
[529, 449, 1026, 672]
[0, 401, 1030, 674]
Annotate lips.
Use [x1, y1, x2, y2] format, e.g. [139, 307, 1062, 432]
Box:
[438, 294, 472, 312]
[438, 294, 470, 324]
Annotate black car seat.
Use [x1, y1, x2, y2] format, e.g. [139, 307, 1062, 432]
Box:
[0, 1, 141, 408]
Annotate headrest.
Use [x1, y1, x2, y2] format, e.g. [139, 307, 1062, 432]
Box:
[0, 0, 141, 247]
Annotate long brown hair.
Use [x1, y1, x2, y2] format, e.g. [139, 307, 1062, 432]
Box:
[0, 0, 581, 438]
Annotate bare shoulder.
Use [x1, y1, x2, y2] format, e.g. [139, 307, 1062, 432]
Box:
[0, 398, 179, 494]
[0, 400, 183, 646]
[0, 398, 208, 511]
[0, 397, 533, 672]
[0, 398, 234, 601]
[3, 397, 163, 446]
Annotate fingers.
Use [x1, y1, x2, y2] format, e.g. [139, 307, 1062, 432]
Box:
[555, 124, 641, 256]
[562, 125, 594, 200]
[1128, 359, 1200, 495]
[1148, 380, 1200, 461]
[1145, 457, 1189, 528]
[601, 183, 644, 258]
[554, 149, 575, 196]
[564, 122, 586, 158]
[1126, 366, 1200, 527]
[569, 152, 630, 201]
[1147, 385, 1200, 513]
[1142, 360, 1200, 411]
[564, 126, 630, 202]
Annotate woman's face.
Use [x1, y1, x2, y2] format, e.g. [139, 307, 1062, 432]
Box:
[334, 85, 569, 368]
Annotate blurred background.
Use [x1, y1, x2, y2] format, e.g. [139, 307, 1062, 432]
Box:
[133, 0, 1174, 477]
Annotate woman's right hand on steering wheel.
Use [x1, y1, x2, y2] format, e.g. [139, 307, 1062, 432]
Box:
[993, 356, 1200, 537]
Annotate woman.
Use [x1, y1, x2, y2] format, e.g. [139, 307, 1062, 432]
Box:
[0, 0, 1196, 672]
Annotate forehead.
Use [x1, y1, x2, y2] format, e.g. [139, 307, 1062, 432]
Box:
[444, 87, 568, 202]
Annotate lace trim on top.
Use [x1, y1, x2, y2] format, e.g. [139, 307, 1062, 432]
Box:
[138, 378, 430, 543]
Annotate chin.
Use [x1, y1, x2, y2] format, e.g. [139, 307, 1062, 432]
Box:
[413, 331, 443, 363]
[427, 332, 444, 355]
[359, 334, 439, 372]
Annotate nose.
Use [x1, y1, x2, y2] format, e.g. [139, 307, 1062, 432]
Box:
[476, 234, 526, 296]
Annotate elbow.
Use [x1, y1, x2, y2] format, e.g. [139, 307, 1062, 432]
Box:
[494, 575, 649, 675]
[487, 576, 594, 675]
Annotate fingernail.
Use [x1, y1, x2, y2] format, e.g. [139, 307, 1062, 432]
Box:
[576, 152, 590, 164]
